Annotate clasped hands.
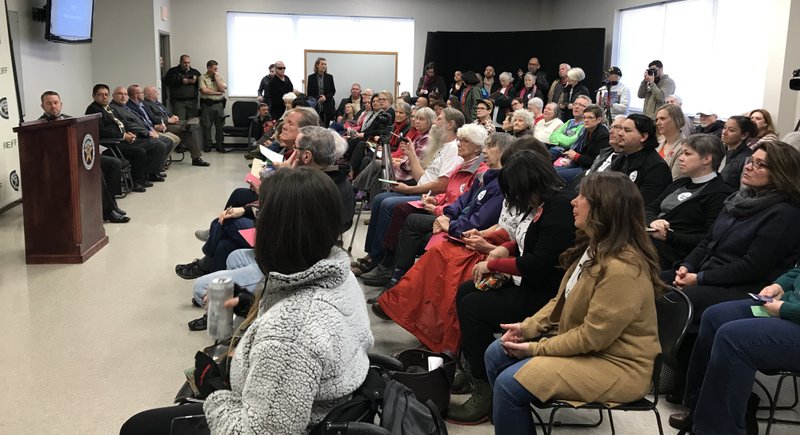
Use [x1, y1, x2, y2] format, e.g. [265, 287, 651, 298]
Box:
[472, 245, 509, 282]
[499, 322, 533, 358]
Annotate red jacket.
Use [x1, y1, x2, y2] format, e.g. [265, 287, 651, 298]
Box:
[379, 229, 511, 353]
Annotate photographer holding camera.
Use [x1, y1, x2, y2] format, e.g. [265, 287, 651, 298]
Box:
[637, 60, 676, 119]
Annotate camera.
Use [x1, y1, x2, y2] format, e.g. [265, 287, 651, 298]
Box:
[647, 68, 657, 76]
[791, 68, 800, 91]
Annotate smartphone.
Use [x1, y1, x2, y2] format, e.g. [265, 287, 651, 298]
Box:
[378, 178, 399, 185]
[645, 227, 658, 232]
[170, 415, 209, 435]
[748, 293, 774, 303]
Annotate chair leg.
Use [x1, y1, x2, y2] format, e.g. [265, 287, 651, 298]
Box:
[530, 407, 549, 435]
[347, 201, 363, 253]
[652, 407, 664, 435]
[606, 409, 615, 435]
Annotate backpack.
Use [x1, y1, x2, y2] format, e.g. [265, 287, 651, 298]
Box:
[380, 380, 449, 435]
[310, 367, 388, 435]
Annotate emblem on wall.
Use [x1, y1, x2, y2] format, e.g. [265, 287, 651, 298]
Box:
[0, 97, 7, 119]
[9, 170, 19, 191]
[81, 134, 95, 170]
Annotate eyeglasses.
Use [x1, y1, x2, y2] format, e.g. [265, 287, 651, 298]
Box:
[745, 156, 768, 170]
[583, 115, 596, 120]
[276, 66, 286, 70]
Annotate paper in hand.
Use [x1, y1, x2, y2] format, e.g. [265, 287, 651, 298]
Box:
[259, 145, 284, 164]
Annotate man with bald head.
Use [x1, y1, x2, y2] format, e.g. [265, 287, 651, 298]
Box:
[516, 57, 549, 96]
[266, 60, 295, 120]
[143, 85, 208, 166]
[108, 86, 171, 183]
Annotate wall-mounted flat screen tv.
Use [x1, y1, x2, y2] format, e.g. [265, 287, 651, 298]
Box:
[45, 0, 95, 43]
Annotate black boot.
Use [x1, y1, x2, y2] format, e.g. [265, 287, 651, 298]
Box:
[746, 392, 760, 435]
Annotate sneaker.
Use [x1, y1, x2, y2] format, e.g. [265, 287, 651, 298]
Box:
[188, 313, 208, 331]
[175, 259, 208, 280]
[194, 229, 210, 242]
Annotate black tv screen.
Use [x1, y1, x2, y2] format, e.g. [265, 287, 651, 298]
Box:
[45, 0, 95, 43]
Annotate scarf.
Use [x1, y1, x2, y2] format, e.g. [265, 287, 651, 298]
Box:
[724, 188, 787, 218]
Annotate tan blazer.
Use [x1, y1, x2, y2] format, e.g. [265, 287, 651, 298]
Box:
[514, 252, 660, 405]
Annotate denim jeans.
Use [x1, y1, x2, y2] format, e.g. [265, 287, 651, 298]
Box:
[363, 192, 420, 262]
[485, 339, 540, 435]
[685, 299, 800, 435]
[193, 248, 263, 306]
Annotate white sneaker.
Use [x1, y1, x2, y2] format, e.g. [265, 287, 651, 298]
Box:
[194, 229, 210, 241]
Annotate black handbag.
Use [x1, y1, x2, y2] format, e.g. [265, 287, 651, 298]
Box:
[391, 349, 456, 415]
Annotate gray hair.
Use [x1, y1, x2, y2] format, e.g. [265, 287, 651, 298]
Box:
[395, 102, 412, 118]
[682, 134, 725, 171]
[512, 108, 534, 129]
[545, 102, 561, 119]
[297, 125, 336, 166]
[567, 67, 586, 82]
[528, 97, 544, 111]
[486, 132, 514, 155]
[442, 107, 466, 132]
[285, 107, 321, 128]
[613, 114, 627, 123]
[457, 124, 489, 151]
[524, 72, 536, 83]
[575, 94, 592, 106]
[282, 92, 297, 102]
[414, 106, 436, 127]
[499, 72, 513, 84]
[666, 94, 683, 106]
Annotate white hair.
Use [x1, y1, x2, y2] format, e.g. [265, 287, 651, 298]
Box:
[499, 72, 513, 84]
[331, 129, 348, 158]
[567, 67, 585, 82]
[527, 97, 544, 110]
[282, 92, 297, 102]
[456, 123, 489, 150]
[512, 108, 534, 129]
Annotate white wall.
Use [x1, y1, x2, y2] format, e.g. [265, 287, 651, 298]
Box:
[542, 0, 800, 136]
[90, 0, 158, 94]
[6, 0, 93, 119]
[168, 0, 539, 94]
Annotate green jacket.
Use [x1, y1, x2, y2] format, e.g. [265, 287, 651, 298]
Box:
[549, 119, 584, 150]
[775, 267, 800, 323]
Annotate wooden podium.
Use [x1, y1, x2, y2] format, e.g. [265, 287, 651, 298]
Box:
[13, 114, 108, 264]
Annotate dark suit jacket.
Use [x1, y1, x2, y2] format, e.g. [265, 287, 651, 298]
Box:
[307, 73, 336, 116]
[126, 100, 156, 128]
[85, 102, 124, 140]
[143, 99, 172, 125]
[109, 101, 151, 138]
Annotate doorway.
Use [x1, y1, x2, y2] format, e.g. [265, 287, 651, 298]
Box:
[158, 32, 171, 105]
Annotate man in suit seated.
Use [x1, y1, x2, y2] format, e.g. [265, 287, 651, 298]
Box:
[127, 84, 180, 152]
[85, 84, 160, 192]
[142, 85, 209, 167]
[108, 86, 172, 183]
[41, 90, 129, 223]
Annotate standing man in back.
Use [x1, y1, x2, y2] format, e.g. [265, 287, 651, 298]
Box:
[199, 60, 227, 152]
[143, 85, 209, 167]
[637, 60, 676, 119]
[267, 61, 295, 120]
[164, 55, 201, 121]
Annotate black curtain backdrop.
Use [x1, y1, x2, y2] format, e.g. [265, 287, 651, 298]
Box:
[424, 28, 606, 99]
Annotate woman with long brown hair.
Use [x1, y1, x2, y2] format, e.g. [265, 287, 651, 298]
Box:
[483, 171, 663, 435]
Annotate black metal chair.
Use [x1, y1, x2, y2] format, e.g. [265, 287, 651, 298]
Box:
[100, 139, 133, 197]
[221, 100, 259, 151]
[755, 370, 800, 434]
[530, 288, 693, 435]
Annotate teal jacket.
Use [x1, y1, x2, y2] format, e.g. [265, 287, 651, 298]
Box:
[775, 267, 800, 323]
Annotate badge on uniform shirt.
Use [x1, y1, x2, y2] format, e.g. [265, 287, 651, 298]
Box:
[477, 190, 486, 201]
[460, 183, 466, 193]
[629, 170, 638, 182]
[678, 192, 693, 201]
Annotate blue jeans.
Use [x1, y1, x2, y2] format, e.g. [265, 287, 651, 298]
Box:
[485, 339, 540, 435]
[363, 192, 419, 262]
[193, 248, 263, 306]
[555, 166, 584, 184]
[685, 299, 800, 435]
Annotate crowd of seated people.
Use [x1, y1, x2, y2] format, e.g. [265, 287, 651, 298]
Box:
[112, 51, 800, 435]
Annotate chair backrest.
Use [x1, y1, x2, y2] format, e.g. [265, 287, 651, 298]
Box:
[232, 101, 259, 127]
[655, 287, 693, 360]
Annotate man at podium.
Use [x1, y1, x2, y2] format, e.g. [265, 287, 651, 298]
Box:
[40, 91, 130, 223]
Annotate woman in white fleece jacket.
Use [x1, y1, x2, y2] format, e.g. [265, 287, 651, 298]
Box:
[121, 167, 373, 435]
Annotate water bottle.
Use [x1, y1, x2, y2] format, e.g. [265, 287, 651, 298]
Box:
[207, 277, 234, 340]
